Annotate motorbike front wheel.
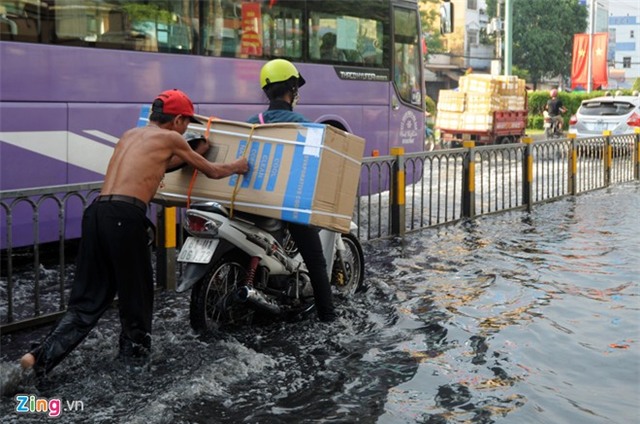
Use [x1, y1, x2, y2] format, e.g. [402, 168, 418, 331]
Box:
[331, 233, 365, 295]
[189, 252, 254, 333]
[554, 123, 563, 138]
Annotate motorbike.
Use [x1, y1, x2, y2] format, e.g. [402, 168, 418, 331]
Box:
[176, 201, 366, 332]
[543, 110, 564, 139]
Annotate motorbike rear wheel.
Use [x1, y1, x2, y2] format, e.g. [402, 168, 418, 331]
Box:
[189, 252, 254, 333]
[331, 233, 365, 295]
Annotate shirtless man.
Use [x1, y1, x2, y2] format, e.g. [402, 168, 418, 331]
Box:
[19, 89, 248, 376]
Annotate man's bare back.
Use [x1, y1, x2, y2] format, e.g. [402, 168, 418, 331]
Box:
[101, 125, 248, 204]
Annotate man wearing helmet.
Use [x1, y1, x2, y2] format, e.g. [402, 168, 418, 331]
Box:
[545, 89, 567, 131]
[247, 59, 336, 323]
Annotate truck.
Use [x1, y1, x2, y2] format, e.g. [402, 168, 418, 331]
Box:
[435, 74, 528, 147]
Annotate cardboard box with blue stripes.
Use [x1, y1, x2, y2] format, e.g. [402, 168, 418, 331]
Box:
[154, 119, 365, 233]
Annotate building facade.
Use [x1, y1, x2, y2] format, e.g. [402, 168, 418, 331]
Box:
[608, 11, 639, 88]
[423, 0, 494, 101]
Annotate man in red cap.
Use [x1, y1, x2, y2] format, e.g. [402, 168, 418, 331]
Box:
[18, 89, 249, 378]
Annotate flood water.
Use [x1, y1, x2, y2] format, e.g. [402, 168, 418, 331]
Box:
[1, 182, 639, 423]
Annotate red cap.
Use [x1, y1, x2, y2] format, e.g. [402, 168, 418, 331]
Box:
[153, 89, 200, 123]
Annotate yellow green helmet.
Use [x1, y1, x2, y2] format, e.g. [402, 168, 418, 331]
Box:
[259, 59, 306, 89]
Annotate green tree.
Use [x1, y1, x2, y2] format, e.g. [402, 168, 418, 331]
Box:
[419, 0, 446, 55]
[511, 65, 530, 82]
[486, 0, 587, 88]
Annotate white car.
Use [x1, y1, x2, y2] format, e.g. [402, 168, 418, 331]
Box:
[569, 95, 640, 138]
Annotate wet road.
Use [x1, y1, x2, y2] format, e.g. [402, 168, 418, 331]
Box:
[1, 182, 639, 423]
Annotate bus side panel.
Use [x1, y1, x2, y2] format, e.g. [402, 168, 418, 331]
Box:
[67, 103, 143, 182]
[388, 86, 424, 153]
[0, 103, 71, 248]
[362, 105, 390, 157]
[0, 103, 69, 190]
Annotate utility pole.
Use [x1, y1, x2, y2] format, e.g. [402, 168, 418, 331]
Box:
[587, 0, 595, 92]
[493, 0, 503, 75]
[504, 0, 513, 75]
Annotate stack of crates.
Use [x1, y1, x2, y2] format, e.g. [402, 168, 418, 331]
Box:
[436, 74, 526, 132]
[435, 90, 466, 131]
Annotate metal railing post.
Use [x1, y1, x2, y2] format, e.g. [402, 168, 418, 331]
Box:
[155, 206, 177, 290]
[603, 130, 612, 187]
[568, 133, 578, 195]
[521, 137, 533, 212]
[635, 128, 640, 181]
[462, 140, 476, 218]
[390, 147, 406, 236]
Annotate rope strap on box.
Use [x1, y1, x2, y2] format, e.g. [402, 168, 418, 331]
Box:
[186, 116, 217, 208]
[186, 116, 256, 217]
[228, 124, 257, 218]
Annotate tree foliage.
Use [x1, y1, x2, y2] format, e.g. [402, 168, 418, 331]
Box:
[419, 0, 446, 54]
[486, 0, 587, 87]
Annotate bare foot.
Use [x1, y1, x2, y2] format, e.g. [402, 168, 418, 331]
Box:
[20, 353, 35, 370]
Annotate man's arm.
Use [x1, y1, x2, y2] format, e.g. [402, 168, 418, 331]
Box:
[171, 135, 249, 179]
[166, 138, 208, 172]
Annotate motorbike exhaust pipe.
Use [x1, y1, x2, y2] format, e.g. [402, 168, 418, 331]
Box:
[235, 286, 281, 315]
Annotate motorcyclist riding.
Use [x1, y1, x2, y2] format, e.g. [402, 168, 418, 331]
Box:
[246, 59, 336, 323]
[545, 89, 567, 133]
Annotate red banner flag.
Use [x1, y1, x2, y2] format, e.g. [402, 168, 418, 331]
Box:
[571, 34, 588, 89]
[591, 33, 609, 89]
[571, 33, 609, 90]
[240, 2, 263, 56]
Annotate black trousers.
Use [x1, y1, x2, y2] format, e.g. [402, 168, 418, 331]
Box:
[288, 223, 335, 318]
[31, 200, 154, 375]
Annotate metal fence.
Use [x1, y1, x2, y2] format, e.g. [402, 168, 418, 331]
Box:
[355, 132, 639, 240]
[1, 132, 638, 332]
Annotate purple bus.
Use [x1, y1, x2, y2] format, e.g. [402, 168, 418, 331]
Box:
[0, 0, 425, 247]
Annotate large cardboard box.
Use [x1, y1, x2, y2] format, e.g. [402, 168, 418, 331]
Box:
[154, 119, 365, 234]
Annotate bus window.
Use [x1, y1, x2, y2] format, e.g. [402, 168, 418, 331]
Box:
[261, 2, 303, 59]
[0, 5, 18, 40]
[0, 2, 40, 43]
[202, 0, 241, 57]
[121, 3, 191, 53]
[393, 6, 422, 106]
[307, 1, 388, 67]
[200, 0, 303, 60]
